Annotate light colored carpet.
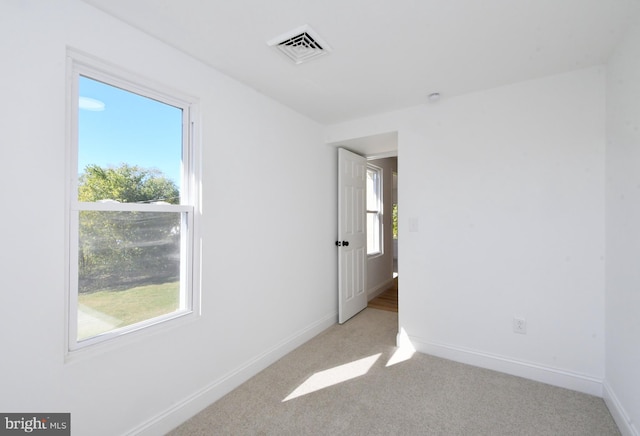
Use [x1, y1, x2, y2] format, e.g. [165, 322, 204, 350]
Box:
[169, 308, 619, 435]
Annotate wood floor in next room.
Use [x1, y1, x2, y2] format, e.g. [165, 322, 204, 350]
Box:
[367, 278, 398, 312]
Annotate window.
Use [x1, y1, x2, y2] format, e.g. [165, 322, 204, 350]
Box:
[67, 55, 199, 350]
[366, 165, 383, 256]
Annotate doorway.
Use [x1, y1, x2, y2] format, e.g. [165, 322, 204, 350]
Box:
[365, 157, 398, 313]
[333, 132, 399, 319]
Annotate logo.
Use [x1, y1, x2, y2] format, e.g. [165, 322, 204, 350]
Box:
[0, 414, 70, 435]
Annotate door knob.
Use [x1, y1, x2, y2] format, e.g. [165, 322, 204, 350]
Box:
[335, 241, 349, 247]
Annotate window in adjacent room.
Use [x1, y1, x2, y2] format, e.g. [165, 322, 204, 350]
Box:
[67, 55, 200, 350]
[366, 165, 383, 256]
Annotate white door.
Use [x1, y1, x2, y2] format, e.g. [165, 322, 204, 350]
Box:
[337, 148, 368, 324]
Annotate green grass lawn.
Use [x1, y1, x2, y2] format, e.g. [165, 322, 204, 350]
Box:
[78, 281, 179, 339]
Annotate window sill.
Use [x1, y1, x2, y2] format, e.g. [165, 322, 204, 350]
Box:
[64, 309, 200, 364]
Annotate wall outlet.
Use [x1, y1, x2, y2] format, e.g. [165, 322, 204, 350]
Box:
[513, 317, 527, 334]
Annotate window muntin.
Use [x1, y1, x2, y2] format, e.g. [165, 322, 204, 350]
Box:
[68, 59, 198, 350]
[366, 165, 382, 256]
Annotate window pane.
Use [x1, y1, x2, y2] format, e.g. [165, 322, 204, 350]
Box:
[366, 169, 379, 210]
[392, 203, 398, 240]
[367, 165, 382, 255]
[77, 210, 182, 340]
[78, 76, 183, 201]
[367, 212, 380, 255]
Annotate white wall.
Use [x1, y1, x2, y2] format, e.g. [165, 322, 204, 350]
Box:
[327, 67, 607, 395]
[366, 157, 397, 298]
[605, 18, 640, 436]
[0, 1, 337, 435]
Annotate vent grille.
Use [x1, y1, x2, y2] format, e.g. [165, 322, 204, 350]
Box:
[268, 25, 331, 65]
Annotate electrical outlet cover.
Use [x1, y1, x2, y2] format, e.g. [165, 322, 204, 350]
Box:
[513, 317, 527, 334]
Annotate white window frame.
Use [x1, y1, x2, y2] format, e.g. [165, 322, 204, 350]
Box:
[366, 164, 383, 257]
[65, 52, 201, 353]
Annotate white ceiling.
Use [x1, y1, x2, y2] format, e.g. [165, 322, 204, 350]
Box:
[83, 0, 639, 125]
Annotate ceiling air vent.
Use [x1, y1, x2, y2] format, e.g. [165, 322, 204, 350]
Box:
[267, 25, 332, 65]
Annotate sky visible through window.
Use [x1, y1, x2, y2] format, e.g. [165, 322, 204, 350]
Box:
[78, 76, 183, 189]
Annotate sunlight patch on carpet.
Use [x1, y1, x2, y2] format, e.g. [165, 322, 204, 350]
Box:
[282, 353, 381, 402]
[386, 327, 415, 367]
[386, 346, 415, 367]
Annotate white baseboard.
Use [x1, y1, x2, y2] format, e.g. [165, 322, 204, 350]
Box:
[367, 277, 396, 301]
[603, 381, 639, 436]
[126, 312, 337, 436]
[410, 336, 603, 397]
